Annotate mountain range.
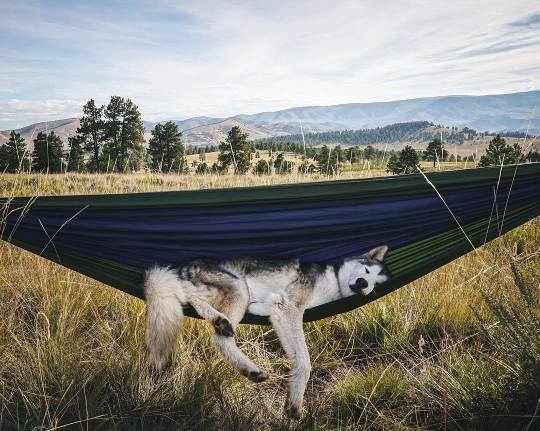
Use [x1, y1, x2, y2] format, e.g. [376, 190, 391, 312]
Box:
[1, 90, 538, 147]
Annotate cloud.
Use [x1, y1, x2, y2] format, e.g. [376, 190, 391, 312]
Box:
[0, 0, 539, 129]
[0, 100, 83, 129]
[455, 40, 540, 58]
[509, 12, 540, 27]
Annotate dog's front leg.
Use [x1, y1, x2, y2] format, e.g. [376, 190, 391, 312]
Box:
[269, 301, 311, 419]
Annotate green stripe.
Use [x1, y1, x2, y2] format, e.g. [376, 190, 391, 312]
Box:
[2, 163, 538, 208]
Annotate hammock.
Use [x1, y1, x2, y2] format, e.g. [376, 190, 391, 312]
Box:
[1, 164, 539, 324]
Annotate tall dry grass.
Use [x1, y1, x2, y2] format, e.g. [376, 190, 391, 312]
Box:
[0, 172, 538, 430]
[0, 171, 387, 197]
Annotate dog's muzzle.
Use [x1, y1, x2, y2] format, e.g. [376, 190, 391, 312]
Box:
[350, 277, 369, 294]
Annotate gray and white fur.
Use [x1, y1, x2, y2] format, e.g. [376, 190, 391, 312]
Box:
[144, 245, 390, 418]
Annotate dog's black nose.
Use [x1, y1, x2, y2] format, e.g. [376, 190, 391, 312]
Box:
[356, 278, 368, 289]
[350, 277, 369, 293]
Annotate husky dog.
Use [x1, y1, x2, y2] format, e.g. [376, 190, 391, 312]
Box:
[144, 245, 390, 418]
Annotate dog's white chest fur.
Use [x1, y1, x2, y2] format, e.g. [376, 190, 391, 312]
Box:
[245, 266, 340, 316]
[245, 272, 295, 315]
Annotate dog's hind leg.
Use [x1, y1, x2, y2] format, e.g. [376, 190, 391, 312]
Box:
[144, 266, 186, 372]
[269, 302, 310, 419]
[211, 289, 269, 383]
[188, 296, 235, 337]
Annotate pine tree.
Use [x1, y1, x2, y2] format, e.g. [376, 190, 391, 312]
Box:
[102, 96, 123, 171]
[78, 99, 104, 172]
[103, 96, 145, 172]
[386, 146, 419, 175]
[148, 121, 187, 173]
[253, 159, 271, 175]
[345, 147, 360, 164]
[195, 162, 210, 175]
[316, 145, 340, 175]
[423, 138, 448, 167]
[0, 145, 7, 172]
[298, 160, 316, 174]
[386, 154, 403, 175]
[526, 150, 540, 162]
[32, 132, 64, 173]
[66, 135, 86, 172]
[273, 152, 293, 174]
[334, 145, 345, 163]
[398, 145, 419, 174]
[364, 145, 376, 160]
[478, 135, 524, 167]
[217, 126, 251, 174]
[0, 131, 30, 172]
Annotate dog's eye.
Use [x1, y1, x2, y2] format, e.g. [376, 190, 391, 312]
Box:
[365, 267, 370, 274]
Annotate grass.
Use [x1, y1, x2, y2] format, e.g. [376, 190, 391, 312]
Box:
[0, 170, 388, 197]
[0, 171, 539, 430]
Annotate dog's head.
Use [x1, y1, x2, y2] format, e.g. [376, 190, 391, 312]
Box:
[338, 245, 391, 297]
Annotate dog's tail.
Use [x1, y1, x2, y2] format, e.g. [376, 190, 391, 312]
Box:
[144, 266, 186, 371]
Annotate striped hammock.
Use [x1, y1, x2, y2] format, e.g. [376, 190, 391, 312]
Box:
[1, 163, 539, 324]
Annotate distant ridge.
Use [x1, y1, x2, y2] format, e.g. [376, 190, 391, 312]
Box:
[232, 90, 540, 132]
[1, 90, 538, 146]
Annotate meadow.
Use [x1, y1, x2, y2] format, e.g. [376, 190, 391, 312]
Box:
[0, 171, 539, 430]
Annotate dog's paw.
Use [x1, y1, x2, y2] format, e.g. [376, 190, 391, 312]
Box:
[284, 401, 301, 420]
[213, 316, 234, 337]
[241, 368, 269, 383]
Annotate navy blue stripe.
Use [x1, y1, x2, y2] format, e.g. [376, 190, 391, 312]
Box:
[4, 174, 537, 274]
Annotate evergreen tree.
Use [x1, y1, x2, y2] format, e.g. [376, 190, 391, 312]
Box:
[526, 149, 540, 162]
[66, 135, 86, 172]
[298, 160, 316, 174]
[253, 159, 271, 175]
[195, 162, 210, 175]
[273, 152, 293, 174]
[364, 145, 376, 160]
[0, 145, 7, 172]
[102, 96, 123, 171]
[316, 145, 340, 175]
[148, 121, 187, 173]
[0, 131, 30, 172]
[32, 132, 64, 173]
[217, 126, 251, 174]
[399, 145, 420, 174]
[334, 145, 345, 163]
[386, 154, 403, 175]
[78, 99, 104, 172]
[423, 138, 448, 167]
[387, 146, 419, 174]
[478, 135, 525, 167]
[345, 147, 360, 164]
[103, 96, 145, 172]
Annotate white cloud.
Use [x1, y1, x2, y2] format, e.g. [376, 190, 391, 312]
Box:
[0, 100, 83, 128]
[0, 0, 539, 128]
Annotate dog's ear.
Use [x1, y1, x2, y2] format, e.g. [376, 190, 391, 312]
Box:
[368, 245, 388, 262]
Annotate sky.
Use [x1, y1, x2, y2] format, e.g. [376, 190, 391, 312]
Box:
[1, 0, 539, 129]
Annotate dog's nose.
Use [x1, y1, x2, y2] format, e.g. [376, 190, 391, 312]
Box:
[356, 278, 368, 289]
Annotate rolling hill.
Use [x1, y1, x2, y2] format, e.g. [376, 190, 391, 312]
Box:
[233, 90, 540, 132]
[1, 90, 538, 147]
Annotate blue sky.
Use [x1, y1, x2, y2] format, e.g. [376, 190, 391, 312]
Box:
[1, 0, 539, 129]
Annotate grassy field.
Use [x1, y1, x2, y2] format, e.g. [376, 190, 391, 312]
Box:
[0, 171, 539, 430]
[186, 151, 475, 173]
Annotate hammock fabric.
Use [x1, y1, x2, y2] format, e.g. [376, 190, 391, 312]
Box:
[1, 164, 539, 324]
